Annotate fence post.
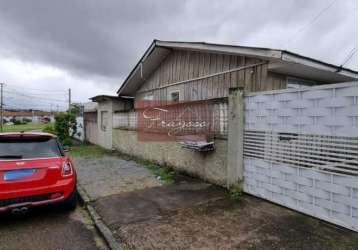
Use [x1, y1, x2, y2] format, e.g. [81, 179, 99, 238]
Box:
[227, 87, 244, 188]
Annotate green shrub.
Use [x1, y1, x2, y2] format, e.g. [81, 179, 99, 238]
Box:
[23, 118, 32, 123]
[42, 124, 56, 134]
[12, 119, 22, 125]
[62, 137, 73, 146]
[54, 112, 77, 144]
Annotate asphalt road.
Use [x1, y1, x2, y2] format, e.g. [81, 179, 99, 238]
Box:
[0, 205, 108, 250]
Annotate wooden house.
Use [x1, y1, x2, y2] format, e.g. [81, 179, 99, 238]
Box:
[118, 40, 358, 103]
[101, 40, 358, 186]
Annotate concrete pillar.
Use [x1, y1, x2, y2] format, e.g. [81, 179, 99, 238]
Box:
[226, 87, 244, 188]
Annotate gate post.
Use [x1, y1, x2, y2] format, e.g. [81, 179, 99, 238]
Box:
[227, 87, 244, 188]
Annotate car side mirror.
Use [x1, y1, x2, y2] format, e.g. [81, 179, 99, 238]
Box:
[63, 145, 71, 152]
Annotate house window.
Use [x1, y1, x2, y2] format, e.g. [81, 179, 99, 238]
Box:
[144, 94, 154, 101]
[170, 91, 180, 102]
[287, 77, 316, 89]
[101, 111, 108, 131]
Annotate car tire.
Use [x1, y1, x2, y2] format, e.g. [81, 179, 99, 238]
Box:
[63, 189, 78, 211]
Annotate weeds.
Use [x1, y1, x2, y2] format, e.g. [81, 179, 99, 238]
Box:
[145, 162, 176, 184]
[122, 244, 132, 250]
[229, 184, 242, 202]
[68, 144, 111, 157]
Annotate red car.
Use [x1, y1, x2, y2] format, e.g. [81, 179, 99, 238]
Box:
[0, 132, 77, 214]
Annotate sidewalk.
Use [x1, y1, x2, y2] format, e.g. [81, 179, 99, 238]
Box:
[72, 145, 358, 250]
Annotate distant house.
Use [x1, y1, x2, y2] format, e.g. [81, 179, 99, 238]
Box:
[3, 110, 55, 124]
[90, 40, 358, 185]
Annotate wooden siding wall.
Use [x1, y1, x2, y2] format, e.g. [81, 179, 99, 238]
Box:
[136, 50, 287, 102]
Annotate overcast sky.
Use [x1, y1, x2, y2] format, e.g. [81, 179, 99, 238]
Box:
[0, 0, 358, 110]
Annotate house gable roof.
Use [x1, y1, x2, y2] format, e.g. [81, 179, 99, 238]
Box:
[117, 40, 358, 96]
[90, 95, 133, 103]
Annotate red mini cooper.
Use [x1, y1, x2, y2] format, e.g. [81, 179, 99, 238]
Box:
[0, 132, 77, 214]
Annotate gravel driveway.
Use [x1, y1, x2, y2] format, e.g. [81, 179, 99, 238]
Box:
[73, 155, 161, 201]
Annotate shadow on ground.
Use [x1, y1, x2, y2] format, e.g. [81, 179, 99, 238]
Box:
[93, 176, 358, 250]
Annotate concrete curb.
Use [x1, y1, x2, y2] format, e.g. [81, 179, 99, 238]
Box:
[77, 185, 123, 250]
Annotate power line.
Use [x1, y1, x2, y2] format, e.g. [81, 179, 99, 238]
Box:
[0, 84, 79, 113]
[0, 84, 71, 113]
[5, 88, 68, 97]
[6, 84, 67, 93]
[341, 43, 358, 67]
[4, 90, 69, 103]
[4, 102, 67, 111]
[283, 0, 338, 47]
[4, 101, 68, 108]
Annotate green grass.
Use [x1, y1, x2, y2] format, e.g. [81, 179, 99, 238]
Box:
[143, 161, 176, 184]
[68, 144, 111, 158]
[3, 123, 47, 132]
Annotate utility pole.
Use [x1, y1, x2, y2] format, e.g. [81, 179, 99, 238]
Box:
[0, 83, 4, 132]
[68, 88, 71, 112]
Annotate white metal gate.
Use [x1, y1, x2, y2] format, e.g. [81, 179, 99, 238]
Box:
[243, 82, 358, 231]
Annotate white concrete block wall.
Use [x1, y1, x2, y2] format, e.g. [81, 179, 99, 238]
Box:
[243, 82, 358, 232]
[244, 82, 358, 137]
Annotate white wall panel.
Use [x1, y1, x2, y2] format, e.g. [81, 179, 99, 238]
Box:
[244, 82, 358, 137]
[243, 82, 358, 232]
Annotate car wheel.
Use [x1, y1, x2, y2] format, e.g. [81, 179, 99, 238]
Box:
[63, 189, 78, 211]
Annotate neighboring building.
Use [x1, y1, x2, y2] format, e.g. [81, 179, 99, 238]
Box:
[83, 102, 98, 145]
[89, 95, 133, 149]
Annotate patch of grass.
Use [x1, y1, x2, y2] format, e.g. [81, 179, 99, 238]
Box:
[145, 162, 176, 184]
[68, 144, 111, 158]
[228, 184, 243, 202]
[3, 123, 47, 132]
[122, 244, 132, 250]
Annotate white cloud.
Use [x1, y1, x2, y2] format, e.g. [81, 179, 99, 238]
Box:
[0, 58, 115, 110]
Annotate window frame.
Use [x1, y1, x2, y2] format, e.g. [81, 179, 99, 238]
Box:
[286, 77, 316, 89]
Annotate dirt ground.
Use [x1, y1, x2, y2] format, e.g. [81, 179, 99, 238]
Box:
[92, 176, 358, 250]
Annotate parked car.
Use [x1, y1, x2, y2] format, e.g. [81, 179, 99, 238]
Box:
[0, 132, 77, 214]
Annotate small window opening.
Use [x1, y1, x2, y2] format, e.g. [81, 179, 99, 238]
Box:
[170, 91, 180, 102]
[287, 77, 316, 89]
[101, 111, 108, 131]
